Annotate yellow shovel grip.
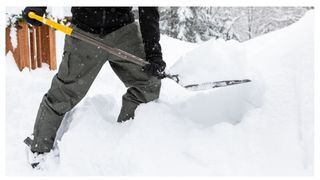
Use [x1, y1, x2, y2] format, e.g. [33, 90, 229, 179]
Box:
[28, 12, 73, 36]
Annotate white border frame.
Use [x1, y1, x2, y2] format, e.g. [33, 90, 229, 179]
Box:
[1, 0, 319, 179]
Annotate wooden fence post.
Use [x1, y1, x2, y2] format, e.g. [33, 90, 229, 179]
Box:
[40, 25, 57, 70]
[9, 22, 31, 71]
[6, 22, 31, 71]
[30, 26, 37, 70]
[5, 21, 57, 71]
[35, 26, 43, 68]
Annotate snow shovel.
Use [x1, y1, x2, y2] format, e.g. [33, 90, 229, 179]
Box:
[28, 12, 251, 91]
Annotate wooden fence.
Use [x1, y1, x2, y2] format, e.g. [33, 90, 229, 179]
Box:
[5, 22, 57, 71]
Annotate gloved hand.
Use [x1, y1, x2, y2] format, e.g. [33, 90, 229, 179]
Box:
[143, 57, 166, 78]
[22, 7, 46, 26]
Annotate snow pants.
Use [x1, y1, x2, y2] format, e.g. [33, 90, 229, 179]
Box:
[28, 22, 161, 153]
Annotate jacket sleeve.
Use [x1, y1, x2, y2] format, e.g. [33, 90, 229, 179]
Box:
[138, 7, 163, 60]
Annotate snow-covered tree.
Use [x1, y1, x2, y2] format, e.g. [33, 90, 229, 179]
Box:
[159, 7, 312, 43]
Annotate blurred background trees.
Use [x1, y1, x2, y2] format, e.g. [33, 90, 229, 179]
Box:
[157, 7, 313, 43]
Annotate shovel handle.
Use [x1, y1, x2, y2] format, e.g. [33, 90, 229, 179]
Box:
[28, 12, 73, 35]
[28, 11, 178, 81]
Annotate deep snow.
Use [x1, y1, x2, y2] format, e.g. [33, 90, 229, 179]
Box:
[6, 11, 314, 176]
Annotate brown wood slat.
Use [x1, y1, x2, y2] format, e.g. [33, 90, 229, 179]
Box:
[30, 26, 37, 69]
[47, 27, 57, 70]
[14, 24, 23, 70]
[6, 25, 21, 69]
[40, 26, 49, 65]
[5, 27, 13, 54]
[17, 22, 30, 71]
[40, 25, 56, 70]
[35, 26, 43, 68]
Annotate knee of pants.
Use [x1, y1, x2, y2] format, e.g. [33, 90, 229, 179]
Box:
[125, 80, 161, 104]
[45, 75, 88, 114]
[144, 79, 162, 102]
[145, 91, 160, 102]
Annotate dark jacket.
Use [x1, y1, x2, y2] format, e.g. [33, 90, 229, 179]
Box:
[24, 7, 162, 60]
[72, 7, 162, 60]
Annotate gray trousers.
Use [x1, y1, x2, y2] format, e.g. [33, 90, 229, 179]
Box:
[29, 22, 161, 153]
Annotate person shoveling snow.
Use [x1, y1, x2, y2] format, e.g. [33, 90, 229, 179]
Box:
[22, 6, 251, 170]
[22, 6, 166, 169]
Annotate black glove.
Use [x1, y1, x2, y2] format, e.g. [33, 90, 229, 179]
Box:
[143, 57, 166, 78]
[22, 7, 47, 26]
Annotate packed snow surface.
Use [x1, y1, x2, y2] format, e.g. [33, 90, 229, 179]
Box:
[6, 11, 313, 175]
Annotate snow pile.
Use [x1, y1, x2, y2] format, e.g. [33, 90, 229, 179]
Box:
[6, 11, 313, 176]
[169, 39, 247, 85]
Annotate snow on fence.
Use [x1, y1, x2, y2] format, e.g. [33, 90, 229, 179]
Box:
[5, 22, 57, 71]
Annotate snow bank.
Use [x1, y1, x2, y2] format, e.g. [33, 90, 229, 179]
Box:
[160, 35, 198, 67]
[6, 52, 57, 175]
[169, 39, 248, 85]
[6, 10, 314, 176]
